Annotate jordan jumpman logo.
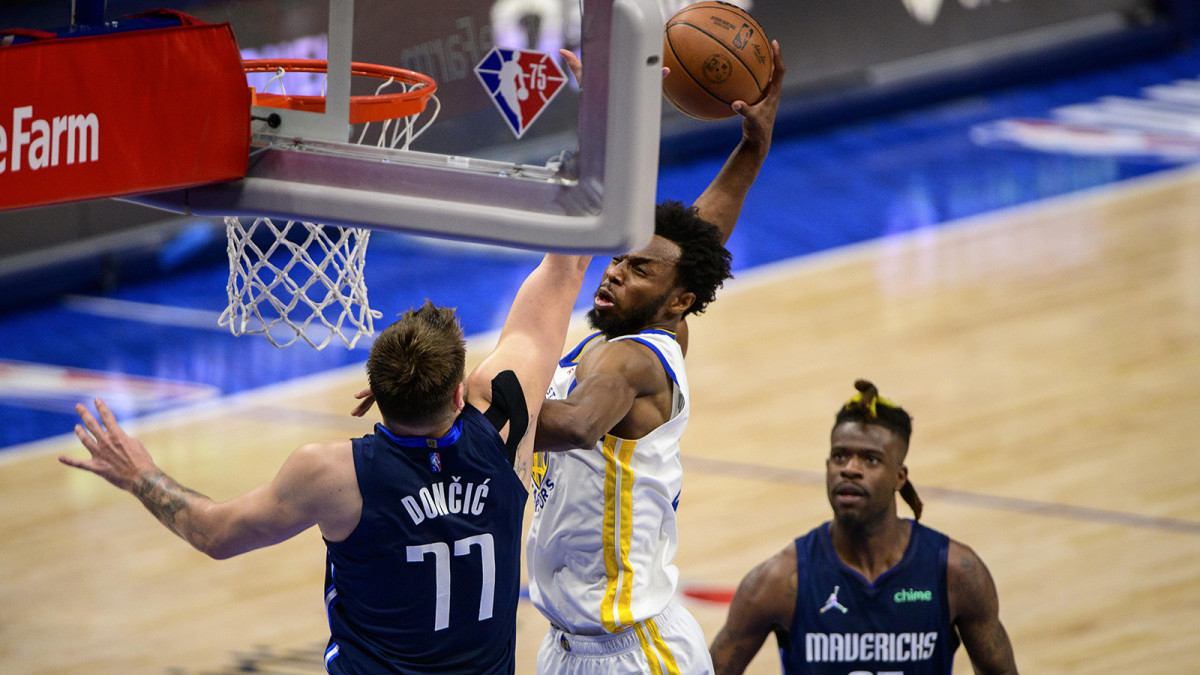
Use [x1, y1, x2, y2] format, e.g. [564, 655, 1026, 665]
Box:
[819, 585, 849, 614]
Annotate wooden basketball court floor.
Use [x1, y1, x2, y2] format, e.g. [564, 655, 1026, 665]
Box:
[2, 164, 1198, 674]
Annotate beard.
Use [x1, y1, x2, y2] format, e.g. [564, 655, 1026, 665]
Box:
[586, 289, 672, 340]
[832, 506, 869, 531]
[828, 485, 891, 533]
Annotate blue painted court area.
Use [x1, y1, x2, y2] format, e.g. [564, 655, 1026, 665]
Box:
[3, 42, 1199, 450]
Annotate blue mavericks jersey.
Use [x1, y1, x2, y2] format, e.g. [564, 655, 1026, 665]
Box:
[780, 521, 959, 675]
[323, 404, 527, 674]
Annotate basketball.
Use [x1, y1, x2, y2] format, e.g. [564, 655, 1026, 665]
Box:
[662, 1, 773, 120]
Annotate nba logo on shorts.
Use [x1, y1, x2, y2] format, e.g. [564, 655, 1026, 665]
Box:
[430, 452, 442, 472]
[474, 47, 567, 139]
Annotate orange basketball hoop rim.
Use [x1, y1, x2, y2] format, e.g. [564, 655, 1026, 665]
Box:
[244, 58, 437, 124]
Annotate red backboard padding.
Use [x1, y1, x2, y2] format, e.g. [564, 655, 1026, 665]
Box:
[0, 21, 249, 211]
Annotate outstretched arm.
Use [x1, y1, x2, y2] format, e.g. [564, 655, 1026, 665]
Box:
[61, 399, 356, 559]
[675, 41, 784, 354]
[710, 545, 797, 675]
[693, 40, 785, 244]
[560, 43, 779, 242]
[464, 254, 591, 484]
[948, 540, 1019, 674]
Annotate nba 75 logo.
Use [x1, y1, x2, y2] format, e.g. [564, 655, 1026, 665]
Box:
[475, 47, 567, 139]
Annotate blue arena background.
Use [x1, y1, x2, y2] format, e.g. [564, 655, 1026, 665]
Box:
[2, 1, 1199, 449]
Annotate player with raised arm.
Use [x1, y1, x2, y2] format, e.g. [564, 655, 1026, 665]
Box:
[524, 42, 785, 675]
[60, 253, 591, 674]
[708, 380, 1019, 675]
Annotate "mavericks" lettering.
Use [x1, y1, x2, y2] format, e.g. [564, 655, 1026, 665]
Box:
[806, 631, 938, 662]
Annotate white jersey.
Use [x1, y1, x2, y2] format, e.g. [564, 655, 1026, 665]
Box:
[527, 329, 690, 635]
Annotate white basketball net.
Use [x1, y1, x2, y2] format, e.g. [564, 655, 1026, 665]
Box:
[220, 217, 381, 349]
[220, 66, 439, 349]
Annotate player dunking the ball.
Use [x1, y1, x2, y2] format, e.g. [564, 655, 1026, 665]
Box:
[708, 380, 1019, 674]
[525, 42, 784, 674]
[61, 252, 591, 674]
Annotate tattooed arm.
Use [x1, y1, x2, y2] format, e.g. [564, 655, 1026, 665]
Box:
[709, 544, 798, 675]
[947, 540, 1019, 674]
[129, 469, 212, 539]
[61, 399, 360, 559]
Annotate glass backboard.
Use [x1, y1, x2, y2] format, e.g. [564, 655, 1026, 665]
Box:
[117, 0, 666, 253]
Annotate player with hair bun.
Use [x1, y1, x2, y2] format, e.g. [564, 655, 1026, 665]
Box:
[709, 380, 1019, 675]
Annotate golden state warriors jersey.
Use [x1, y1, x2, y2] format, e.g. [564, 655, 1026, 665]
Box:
[527, 330, 690, 635]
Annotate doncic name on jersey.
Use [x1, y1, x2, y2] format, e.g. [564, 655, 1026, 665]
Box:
[401, 477, 491, 524]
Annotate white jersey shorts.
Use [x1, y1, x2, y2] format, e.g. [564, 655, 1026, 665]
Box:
[536, 600, 713, 675]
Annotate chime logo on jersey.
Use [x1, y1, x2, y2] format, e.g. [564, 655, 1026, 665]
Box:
[474, 47, 566, 139]
[894, 587, 932, 603]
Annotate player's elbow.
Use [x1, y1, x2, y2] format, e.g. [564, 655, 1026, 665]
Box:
[203, 541, 241, 560]
[185, 517, 242, 560]
[565, 424, 604, 450]
[563, 411, 611, 449]
[538, 412, 605, 451]
[552, 423, 600, 451]
[190, 532, 236, 560]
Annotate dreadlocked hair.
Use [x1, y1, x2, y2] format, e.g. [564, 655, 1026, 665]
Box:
[835, 379, 923, 519]
[836, 379, 913, 445]
[654, 200, 733, 317]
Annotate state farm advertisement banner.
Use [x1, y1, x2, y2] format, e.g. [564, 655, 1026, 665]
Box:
[0, 23, 249, 211]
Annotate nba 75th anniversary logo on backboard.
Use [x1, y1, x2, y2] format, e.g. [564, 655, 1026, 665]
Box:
[474, 47, 567, 139]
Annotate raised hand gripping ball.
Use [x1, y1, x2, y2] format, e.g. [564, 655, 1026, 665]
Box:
[662, 1, 773, 120]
